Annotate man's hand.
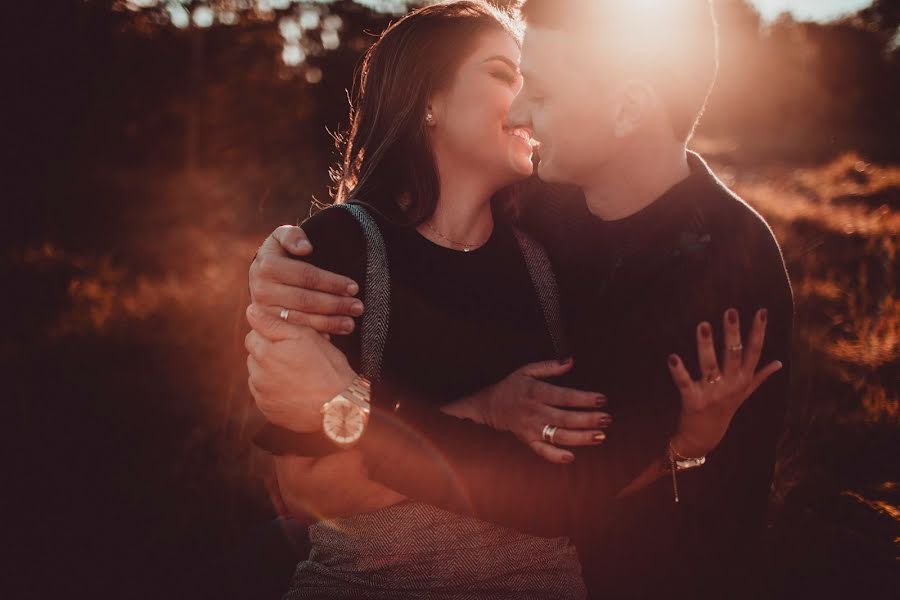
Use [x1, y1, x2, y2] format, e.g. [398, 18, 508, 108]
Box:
[250, 225, 364, 335]
[273, 452, 406, 520]
[245, 304, 356, 432]
[442, 358, 612, 464]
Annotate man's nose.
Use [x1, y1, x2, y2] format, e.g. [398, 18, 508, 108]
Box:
[506, 93, 531, 130]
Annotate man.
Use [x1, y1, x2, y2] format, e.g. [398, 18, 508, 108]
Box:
[245, 1, 794, 598]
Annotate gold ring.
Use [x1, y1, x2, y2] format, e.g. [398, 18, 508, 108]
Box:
[542, 424, 558, 444]
[706, 370, 723, 384]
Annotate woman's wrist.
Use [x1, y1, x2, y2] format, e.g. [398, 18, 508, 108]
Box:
[668, 431, 708, 460]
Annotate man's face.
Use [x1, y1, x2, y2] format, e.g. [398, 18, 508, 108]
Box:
[507, 26, 619, 186]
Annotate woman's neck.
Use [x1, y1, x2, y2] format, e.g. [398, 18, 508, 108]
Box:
[417, 169, 496, 251]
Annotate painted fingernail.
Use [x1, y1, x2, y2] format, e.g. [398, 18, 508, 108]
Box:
[347, 282, 359, 296]
[700, 323, 711, 338]
[760, 309, 768, 323]
[726, 309, 737, 325]
[668, 354, 679, 367]
[350, 301, 364, 316]
[593, 432, 606, 442]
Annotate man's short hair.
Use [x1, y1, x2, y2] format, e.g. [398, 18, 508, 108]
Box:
[521, 0, 719, 141]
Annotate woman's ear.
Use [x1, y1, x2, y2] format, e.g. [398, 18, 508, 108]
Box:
[612, 80, 656, 139]
[426, 91, 447, 128]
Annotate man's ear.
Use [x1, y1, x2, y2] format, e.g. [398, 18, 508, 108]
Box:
[612, 80, 657, 138]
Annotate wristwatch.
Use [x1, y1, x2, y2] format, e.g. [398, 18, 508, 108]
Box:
[320, 375, 372, 449]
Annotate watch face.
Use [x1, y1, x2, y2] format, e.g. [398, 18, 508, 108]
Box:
[322, 396, 367, 446]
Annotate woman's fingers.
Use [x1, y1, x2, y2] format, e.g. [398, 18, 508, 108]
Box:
[544, 406, 612, 430]
[667, 354, 694, 393]
[528, 440, 575, 464]
[742, 309, 768, 373]
[722, 308, 743, 376]
[743, 360, 783, 399]
[539, 382, 606, 408]
[518, 357, 574, 379]
[696, 321, 720, 380]
[550, 428, 608, 447]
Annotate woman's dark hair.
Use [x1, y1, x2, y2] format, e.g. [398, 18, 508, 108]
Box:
[328, 0, 523, 224]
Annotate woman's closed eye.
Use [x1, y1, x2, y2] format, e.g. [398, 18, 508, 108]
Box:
[490, 67, 521, 86]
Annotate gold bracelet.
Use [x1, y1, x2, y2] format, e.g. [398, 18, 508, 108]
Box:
[666, 442, 707, 503]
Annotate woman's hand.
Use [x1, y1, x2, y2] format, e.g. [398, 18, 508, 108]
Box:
[667, 308, 783, 458]
[441, 358, 612, 464]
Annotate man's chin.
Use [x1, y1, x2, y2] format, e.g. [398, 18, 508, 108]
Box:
[535, 157, 564, 184]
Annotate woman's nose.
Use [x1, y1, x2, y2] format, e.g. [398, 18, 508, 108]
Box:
[505, 94, 531, 130]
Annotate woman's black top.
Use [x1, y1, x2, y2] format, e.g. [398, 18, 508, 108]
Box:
[256, 203, 560, 450]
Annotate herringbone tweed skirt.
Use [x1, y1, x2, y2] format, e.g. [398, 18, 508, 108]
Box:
[282, 501, 586, 599]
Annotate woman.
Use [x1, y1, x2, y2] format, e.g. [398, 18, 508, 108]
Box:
[249, 2, 777, 598]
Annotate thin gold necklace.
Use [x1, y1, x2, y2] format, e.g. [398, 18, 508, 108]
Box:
[424, 221, 491, 253]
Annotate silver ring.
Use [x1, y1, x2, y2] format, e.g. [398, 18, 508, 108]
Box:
[729, 343, 744, 353]
[541, 424, 558, 444]
[279, 308, 290, 321]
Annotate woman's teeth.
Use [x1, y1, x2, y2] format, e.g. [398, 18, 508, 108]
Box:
[508, 127, 538, 147]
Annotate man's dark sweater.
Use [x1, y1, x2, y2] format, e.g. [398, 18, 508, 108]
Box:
[358, 152, 795, 599]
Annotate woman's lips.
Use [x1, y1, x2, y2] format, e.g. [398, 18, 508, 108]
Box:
[506, 126, 539, 148]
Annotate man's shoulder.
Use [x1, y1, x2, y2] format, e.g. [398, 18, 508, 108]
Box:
[692, 174, 794, 307]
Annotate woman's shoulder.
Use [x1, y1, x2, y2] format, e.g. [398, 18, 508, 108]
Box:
[299, 203, 371, 276]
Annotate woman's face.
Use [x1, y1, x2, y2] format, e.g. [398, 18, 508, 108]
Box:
[429, 29, 535, 188]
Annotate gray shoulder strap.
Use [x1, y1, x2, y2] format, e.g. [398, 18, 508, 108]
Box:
[513, 228, 569, 360]
[334, 203, 391, 382]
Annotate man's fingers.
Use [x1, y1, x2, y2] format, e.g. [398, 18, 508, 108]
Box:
[744, 360, 783, 399]
[246, 304, 315, 341]
[550, 428, 608, 447]
[254, 283, 365, 317]
[244, 329, 271, 360]
[543, 406, 612, 430]
[696, 321, 720, 378]
[742, 309, 768, 373]
[257, 254, 360, 298]
[271, 225, 313, 257]
[722, 308, 743, 376]
[518, 357, 574, 379]
[528, 440, 575, 464]
[247, 374, 260, 400]
[667, 354, 694, 392]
